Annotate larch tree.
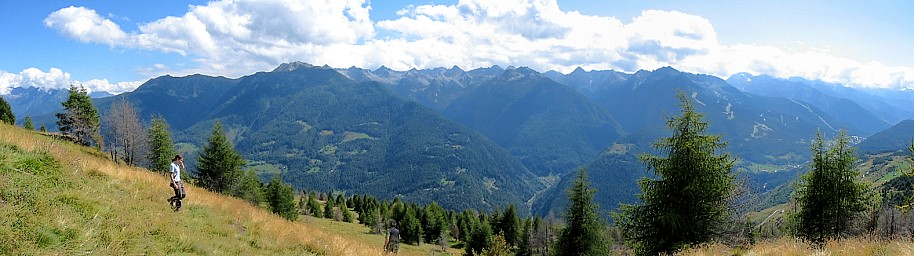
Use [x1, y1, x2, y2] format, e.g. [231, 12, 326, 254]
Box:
[266, 176, 298, 221]
[196, 121, 245, 193]
[554, 168, 608, 256]
[57, 85, 102, 147]
[146, 116, 176, 175]
[104, 97, 148, 166]
[794, 131, 870, 245]
[615, 92, 735, 255]
[22, 116, 34, 130]
[0, 96, 13, 125]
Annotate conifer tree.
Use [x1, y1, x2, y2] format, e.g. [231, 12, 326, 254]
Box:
[235, 169, 264, 204]
[342, 202, 354, 223]
[56, 85, 101, 146]
[554, 168, 608, 256]
[466, 215, 493, 256]
[401, 206, 423, 245]
[0, 96, 14, 125]
[516, 217, 533, 256]
[39, 124, 47, 132]
[196, 121, 245, 193]
[266, 176, 298, 221]
[422, 202, 448, 244]
[794, 131, 869, 244]
[146, 116, 176, 175]
[499, 204, 520, 247]
[898, 140, 914, 211]
[616, 93, 735, 255]
[323, 192, 335, 219]
[308, 193, 323, 217]
[22, 116, 34, 130]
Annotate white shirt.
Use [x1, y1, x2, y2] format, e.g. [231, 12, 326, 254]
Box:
[170, 162, 182, 183]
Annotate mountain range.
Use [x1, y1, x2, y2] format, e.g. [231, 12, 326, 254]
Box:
[7, 62, 913, 215]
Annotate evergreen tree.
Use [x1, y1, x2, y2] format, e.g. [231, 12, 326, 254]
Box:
[266, 176, 298, 221]
[22, 115, 34, 130]
[479, 233, 512, 256]
[56, 85, 101, 146]
[499, 204, 520, 247]
[146, 116, 176, 175]
[554, 168, 608, 256]
[235, 169, 264, 204]
[0, 96, 14, 125]
[422, 202, 448, 244]
[341, 202, 354, 223]
[794, 131, 870, 245]
[196, 121, 245, 193]
[898, 140, 914, 211]
[466, 215, 493, 256]
[401, 206, 423, 245]
[308, 193, 323, 217]
[615, 93, 735, 255]
[39, 124, 47, 132]
[323, 192, 335, 219]
[516, 217, 533, 256]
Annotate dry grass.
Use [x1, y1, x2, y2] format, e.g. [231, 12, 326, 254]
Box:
[0, 124, 448, 255]
[679, 237, 914, 256]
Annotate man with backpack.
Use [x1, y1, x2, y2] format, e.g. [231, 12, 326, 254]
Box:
[167, 155, 186, 211]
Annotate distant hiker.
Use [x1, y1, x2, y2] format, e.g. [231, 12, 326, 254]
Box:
[167, 155, 186, 211]
[384, 220, 400, 254]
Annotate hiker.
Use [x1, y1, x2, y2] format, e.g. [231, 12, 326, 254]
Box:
[384, 220, 400, 254]
[167, 155, 186, 211]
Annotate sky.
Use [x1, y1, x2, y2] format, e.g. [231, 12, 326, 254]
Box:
[1, 0, 913, 95]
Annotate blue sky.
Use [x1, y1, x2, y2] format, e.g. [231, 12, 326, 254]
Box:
[1, 0, 913, 94]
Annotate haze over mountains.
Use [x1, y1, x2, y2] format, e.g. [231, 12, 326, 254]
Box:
[9, 62, 913, 214]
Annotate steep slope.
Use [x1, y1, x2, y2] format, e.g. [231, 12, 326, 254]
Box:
[168, 65, 541, 212]
[531, 151, 647, 217]
[0, 124, 390, 255]
[727, 73, 891, 135]
[856, 120, 914, 154]
[337, 65, 499, 111]
[93, 74, 239, 131]
[590, 67, 847, 165]
[443, 67, 626, 176]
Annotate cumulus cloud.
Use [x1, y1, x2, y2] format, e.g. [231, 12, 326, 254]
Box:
[0, 68, 142, 95]
[43, 0, 914, 89]
[44, 6, 128, 46]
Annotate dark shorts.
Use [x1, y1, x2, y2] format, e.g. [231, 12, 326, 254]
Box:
[171, 181, 186, 199]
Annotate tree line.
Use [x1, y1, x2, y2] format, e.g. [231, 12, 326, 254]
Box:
[3, 88, 913, 255]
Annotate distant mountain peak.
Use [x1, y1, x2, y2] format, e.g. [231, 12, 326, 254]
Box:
[571, 66, 586, 74]
[272, 61, 314, 72]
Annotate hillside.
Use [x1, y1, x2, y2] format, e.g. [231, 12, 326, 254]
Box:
[856, 120, 914, 155]
[443, 67, 626, 175]
[0, 124, 442, 255]
[109, 65, 542, 212]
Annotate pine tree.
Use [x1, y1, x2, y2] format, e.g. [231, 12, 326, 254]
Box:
[341, 199, 354, 223]
[0, 96, 14, 125]
[323, 192, 335, 219]
[794, 131, 870, 245]
[39, 124, 47, 132]
[422, 202, 448, 244]
[146, 116, 176, 175]
[401, 206, 423, 245]
[554, 168, 608, 256]
[196, 121, 245, 193]
[516, 217, 533, 256]
[22, 116, 34, 130]
[56, 85, 101, 147]
[235, 169, 264, 204]
[499, 204, 520, 247]
[615, 93, 735, 255]
[466, 215, 493, 256]
[898, 140, 914, 211]
[266, 176, 298, 221]
[308, 193, 323, 217]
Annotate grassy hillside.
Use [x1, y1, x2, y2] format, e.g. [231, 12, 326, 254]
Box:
[0, 124, 452, 255]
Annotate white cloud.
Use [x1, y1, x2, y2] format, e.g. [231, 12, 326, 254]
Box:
[0, 68, 143, 95]
[44, 6, 128, 46]
[44, 0, 914, 89]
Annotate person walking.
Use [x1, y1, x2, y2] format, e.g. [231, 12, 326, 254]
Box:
[167, 155, 186, 211]
[384, 220, 400, 254]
